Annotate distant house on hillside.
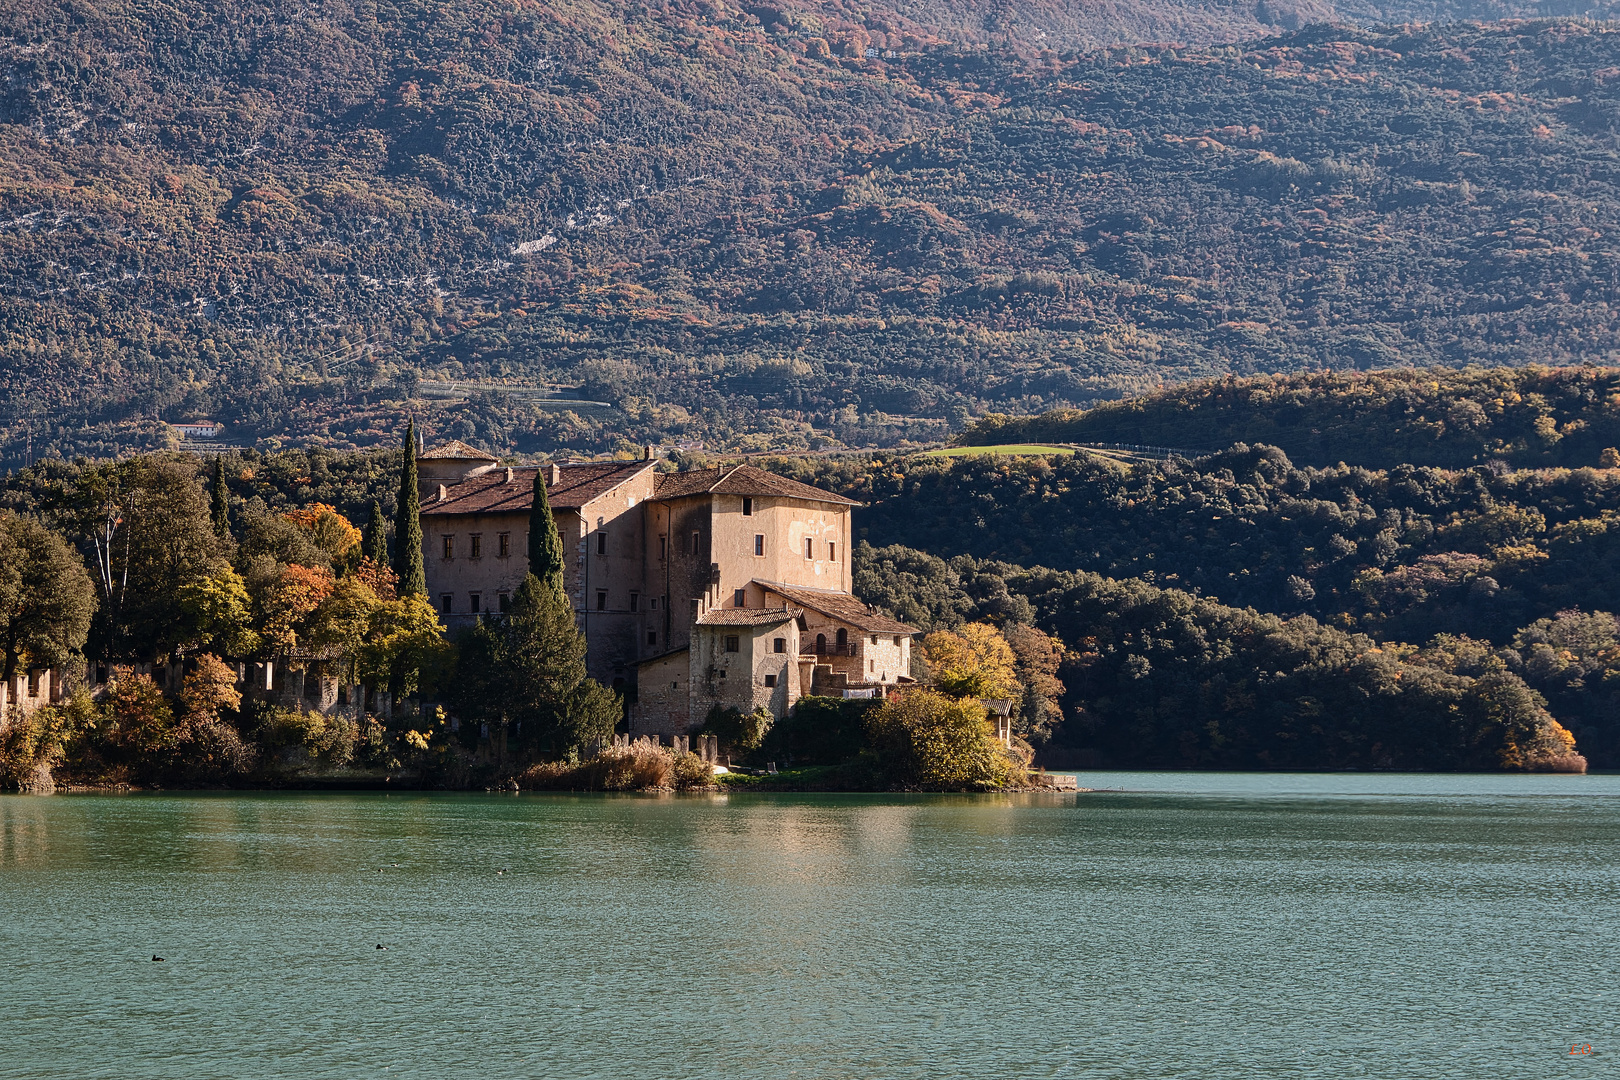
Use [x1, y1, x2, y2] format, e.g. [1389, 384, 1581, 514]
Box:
[415, 440, 918, 735]
[172, 421, 224, 439]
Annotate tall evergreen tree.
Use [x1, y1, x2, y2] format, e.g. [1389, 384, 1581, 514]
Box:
[210, 456, 230, 539]
[528, 467, 565, 597]
[393, 421, 426, 597]
[365, 499, 387, 566]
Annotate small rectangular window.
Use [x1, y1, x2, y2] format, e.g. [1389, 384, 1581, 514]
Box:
[440, 594, 452, 613]
[773, 638, 786, 654]
[754, 534, 765, 556]
[596, 590, 608, 611]
[734, 589, 747, 608]
[498, 533, 510, 558]
[499, 592, 511, 613]
[630, 592, 640, 612]
[692, 531, 701, 555]
[470, 593, 481, 613]
[442, 535, 454, 559]
[659, 536, 667, 559]
[724, 635, 740, 653]
[764, 673, 777, 687]
[742, 497, 753, 516]
[805, 537, 814, 560]
[893, 635, 902, 646]
[470, 534, 482, 559]
[648, 630, 658, 646]
[871, 635, 879, 645]
[650, 597, 659, 610]
[597, 531, 607, 556]
[829, 541, 837, 563]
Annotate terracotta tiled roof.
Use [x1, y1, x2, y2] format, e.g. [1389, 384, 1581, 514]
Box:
[421, 461, 653, 515]
[757, 581, 917, 635]
[653, 464, 859, 506]
[418, 439, 498, 461]
[695, 606, 802, 627]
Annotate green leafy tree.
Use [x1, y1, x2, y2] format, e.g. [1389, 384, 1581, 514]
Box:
[865, 688, 1019, 790]
[393, 422, 425, 597]
[528, 468, 565, 596]
[82, 459, 226, 661]
[176, 567, 259, 656]
[0, 513, 96, 688]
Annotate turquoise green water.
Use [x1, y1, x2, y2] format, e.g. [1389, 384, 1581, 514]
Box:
[2, 774, 1618, 1078]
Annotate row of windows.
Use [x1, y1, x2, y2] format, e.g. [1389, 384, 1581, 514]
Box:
[440, 533, 513, 560]
[671, 532, 838, 561]
[441, 590, 671, 616]
[718, 632, 901, 653]
[721, 636, 791, 653]
[440, 592, 510, 615]
[435, 516, 841, 564]
[553, 529, 840, 562]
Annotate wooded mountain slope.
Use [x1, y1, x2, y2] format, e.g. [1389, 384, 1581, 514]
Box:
[9, 9, 1620, 462]
[963, 365, 1620, 468]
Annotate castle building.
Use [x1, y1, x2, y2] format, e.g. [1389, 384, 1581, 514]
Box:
[416, 441, 917, 734]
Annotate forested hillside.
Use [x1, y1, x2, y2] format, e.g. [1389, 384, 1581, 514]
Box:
[11, 8, 1620, 462]
[769, 440, 1620, 641]
[854, 542, 1613, 769]
[962, 365, 1620, 468]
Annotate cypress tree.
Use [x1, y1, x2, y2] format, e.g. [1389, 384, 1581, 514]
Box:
[210, 456, 230, 539]
[365, 499, 387, 566]
[528, 466, 566, 597]
[393, 420, 426, 596]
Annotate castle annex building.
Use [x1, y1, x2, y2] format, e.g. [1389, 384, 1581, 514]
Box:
[416, 442, 917, 734]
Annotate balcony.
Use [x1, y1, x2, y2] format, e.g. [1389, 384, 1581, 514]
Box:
[802, 641, 857, 657]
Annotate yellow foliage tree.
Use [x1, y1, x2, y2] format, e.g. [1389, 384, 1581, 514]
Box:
[359, 594, 454, 698]
[923, 623, 1019, 701]
[283, 504, 362, 561]
[177, 567, 259, 656]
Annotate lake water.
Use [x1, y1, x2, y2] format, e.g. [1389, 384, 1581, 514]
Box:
[2, 774, 1617, 1078]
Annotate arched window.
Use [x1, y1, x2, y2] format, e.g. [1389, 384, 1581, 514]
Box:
[816, 633, 827, 655]
[835, 628, 848, 651]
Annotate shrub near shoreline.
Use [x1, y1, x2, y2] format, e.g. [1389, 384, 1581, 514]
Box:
[866, 689, 1028, 791]
[518, 742, 712, 792]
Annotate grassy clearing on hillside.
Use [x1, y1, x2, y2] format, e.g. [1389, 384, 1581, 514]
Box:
[924, 444, 1077, 458]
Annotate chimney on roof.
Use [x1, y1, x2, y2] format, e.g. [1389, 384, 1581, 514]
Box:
[643, 445, 655, 461]
[505, 467, 513, 483]
[547, 463, 562, 486]
[437, 484, 447, 502]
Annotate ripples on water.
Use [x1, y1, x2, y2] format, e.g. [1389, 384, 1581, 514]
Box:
[2, 774, 1616, 1079]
